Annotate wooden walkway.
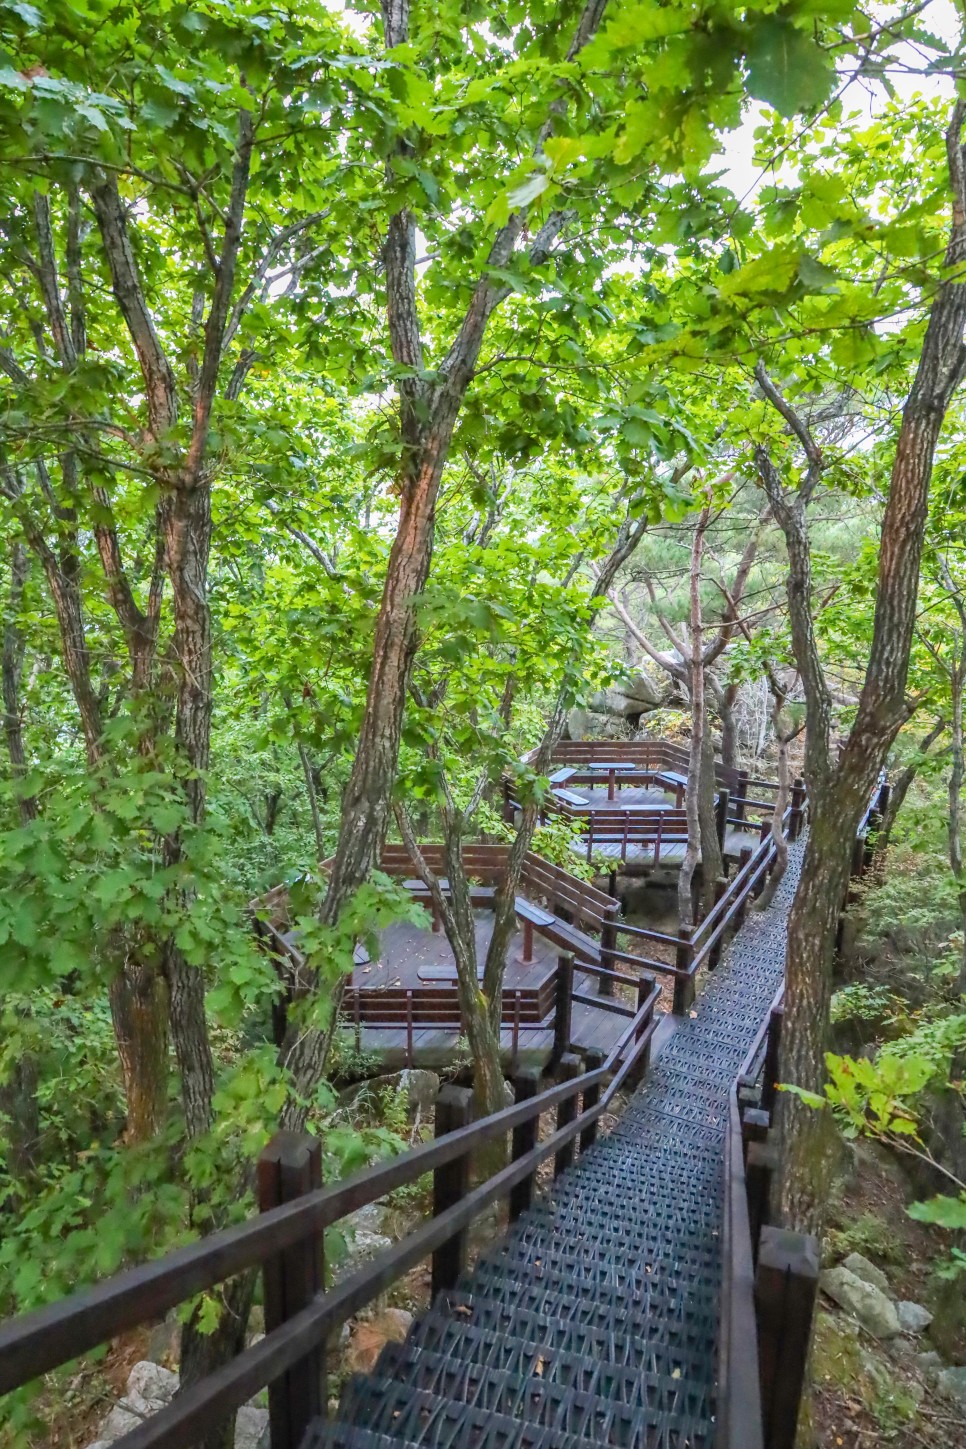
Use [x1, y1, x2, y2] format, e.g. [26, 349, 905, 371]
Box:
[308, 840, 805, 1449]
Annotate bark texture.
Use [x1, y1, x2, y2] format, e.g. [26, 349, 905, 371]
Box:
[757, 99, 966, 1234]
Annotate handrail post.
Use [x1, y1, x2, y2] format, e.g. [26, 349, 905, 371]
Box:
[755, 1228, 820, 1449]
[672, 928, 694, 1015]
[715, 788, 730, 847]
[553, 953, 574, 1064]
[735, 846, 753, 929]
[580, 1050, 606, 1152]
[599, 912, 616, 998]
[509, 1067, 542, 1222]
[746, 1138, 778, 1261]
[788, 777, 805, 841]
[431, 1085, 474, 1297]
[628, 975, 655, 1088]
[709, 877, 728, 969]
[554, 1053, 582, 1178]
[258, 1131, 324, 1449]
[734, 768, 749, 823]
[761, 1005, 783, 1115]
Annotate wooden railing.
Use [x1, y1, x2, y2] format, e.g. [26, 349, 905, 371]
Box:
[0, 977, 661, 1449]
[600, 784, 808, 1015]
[717, 779, 886, 1449]
[717, 993, 821, 1449]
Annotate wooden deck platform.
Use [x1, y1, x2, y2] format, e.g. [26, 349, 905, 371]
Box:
[349, 912, 560, 995]
[348, 991, 637, 1072]
[551, 783, 673, 810]
[576, 825, 763, 867]
[341, 911, 639, 1070]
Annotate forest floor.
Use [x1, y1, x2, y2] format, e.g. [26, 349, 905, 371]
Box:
[812, 1138, 966, 1448]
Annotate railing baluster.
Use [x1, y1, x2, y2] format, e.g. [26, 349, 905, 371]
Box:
[431, 1085, 474, 1296]
[715, 787, 730, 847]
[512, 990, 521, 1069]
[554, 1053, 582, 1177]
[672, 928, 694, 1015]
[258, 1131, 324, 1449]
[406, 989, 414, 1067]
[580, 1050, 605, 1152]
[709, 877, 728, 969]
[761, 1004, 783, 1116]
[553, 953, 574, 1063]
[627, 974, 655, 1089]
[509, 1067, 541, 1222]
[755, 1228, 820, 1449]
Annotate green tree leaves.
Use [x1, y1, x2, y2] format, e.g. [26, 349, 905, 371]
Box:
[745, 16, 835, 117]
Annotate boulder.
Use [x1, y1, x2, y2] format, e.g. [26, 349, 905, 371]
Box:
[842, 1252, 893, 1297]
[234, 1405, 269, 1449]
[565, 708, 627, 741]
[87, 1360, 267, 1449]
[96, 1362, 180, 1444]
[586, 673, 663, 721]
[914, 1349, 943, 1377]
[340, 1069, 440, 1121]
[939, 1365, 966, 1407]
[896, 1300, 933, 1335]
[820, 1266, 901, 1338]
[336, 1201, 393, 1278]
[345, 1308, 414, 1373]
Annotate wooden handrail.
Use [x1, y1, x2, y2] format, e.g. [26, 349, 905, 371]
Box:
[0, 975, 660, 1401]
[716, 984, 785, 1449]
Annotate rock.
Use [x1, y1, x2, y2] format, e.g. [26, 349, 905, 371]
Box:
[95, 1362, 180, 1444]
[564, 708, 627, 741]
[939, 1365, 966, 1406]
[234, 1404, 269, 1449]
[337, 1201, 393, 1275]
[890, 1335, 917, 1359]
[147, 1315, 180, 1367]
[820, 1266, 901, 1338]
[914, 1349, 943, 1377]
[345, 1309, 414, 1373]
[340, 1069, 440, 1121]
[897, 1301, 933, 1335]
[87, 1360, 269, 1449]
[126, 1356, 179, 1402]
[586, 674, 663, 721]
[842, 1253, 893, 1297]
[99, 1408, 143, 1443]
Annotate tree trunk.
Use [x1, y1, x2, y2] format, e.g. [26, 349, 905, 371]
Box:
[763, 102, 966, 1233]
[2, 541, 37, 823]
[718, 681, 740, 771]
[679, 508, 711, 926]
[755, 718, 792, 912]
[697, 725, 723, 914]
[948, 638, 966, 992]
[109, 955, 170, 1143]
[777, 782, 867, 1233]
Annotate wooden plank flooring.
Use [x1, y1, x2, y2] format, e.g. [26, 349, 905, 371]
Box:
[351, 912, 561, 995]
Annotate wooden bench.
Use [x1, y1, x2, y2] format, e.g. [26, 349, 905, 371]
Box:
[657, 770, 688, 806]
[553, 787, 590, 808]
[549, 766, 577, 784]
